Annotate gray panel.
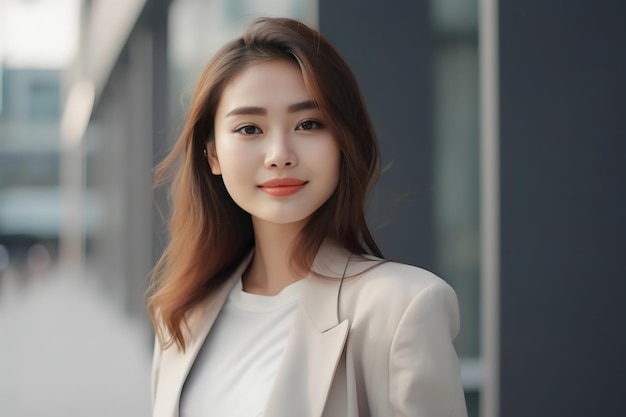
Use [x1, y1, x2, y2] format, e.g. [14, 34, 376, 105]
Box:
[500, 1, 626, 416]
[319, 0, 435, 268]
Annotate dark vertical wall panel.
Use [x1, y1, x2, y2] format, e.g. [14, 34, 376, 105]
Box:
[499, 1, 626, 416]
[146, 0, 170, 275]
[319, 0, 434, 268]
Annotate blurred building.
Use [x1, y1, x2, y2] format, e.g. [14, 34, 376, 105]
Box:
[64, 1, 625, 417]
[0, 0, 80, 278]
[0, 65, 61, 274]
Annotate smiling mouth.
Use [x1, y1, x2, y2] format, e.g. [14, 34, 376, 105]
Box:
[259, 178, 307, 197]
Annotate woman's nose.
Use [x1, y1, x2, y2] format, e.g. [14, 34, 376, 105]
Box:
[264, 131, 297, 168]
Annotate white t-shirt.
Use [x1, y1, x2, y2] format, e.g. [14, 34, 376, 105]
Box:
[180, 278, 304, 417]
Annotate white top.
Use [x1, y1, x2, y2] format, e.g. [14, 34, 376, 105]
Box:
[180, 278, 304, 417]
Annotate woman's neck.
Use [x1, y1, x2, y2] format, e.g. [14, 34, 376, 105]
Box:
[242, 218, 308, 295]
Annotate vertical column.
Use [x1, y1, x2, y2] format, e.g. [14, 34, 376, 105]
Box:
[124, 0, 170, 320]
[124, 27, 155, 318]
[479, 0, 499, 416]
[149, 0, 170, 275]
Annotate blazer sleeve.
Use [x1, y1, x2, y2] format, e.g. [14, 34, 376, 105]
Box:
[388, 282, 467, 417]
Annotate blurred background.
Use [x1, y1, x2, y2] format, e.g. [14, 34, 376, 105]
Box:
[0, 0, 623, 416]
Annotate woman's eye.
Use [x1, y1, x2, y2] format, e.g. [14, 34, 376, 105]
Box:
[297, 120, 321, 130]
[235, 125, 262, 135]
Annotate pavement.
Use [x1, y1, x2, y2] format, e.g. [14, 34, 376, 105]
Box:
[0, 266, 153, 417]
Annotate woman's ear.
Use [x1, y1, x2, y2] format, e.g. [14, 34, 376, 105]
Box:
[206, 142, 221, 175]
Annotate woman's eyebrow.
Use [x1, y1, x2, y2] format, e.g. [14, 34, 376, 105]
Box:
[225, 100, 317, 117]
[287, 100, 317, 113]
[225, 106, 266, 117]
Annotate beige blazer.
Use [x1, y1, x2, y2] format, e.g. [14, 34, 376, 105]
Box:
[151, 242, 467, 417]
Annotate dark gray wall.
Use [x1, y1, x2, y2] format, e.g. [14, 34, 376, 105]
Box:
[319, 0, 435, 268]
[499, 1, 626, 416]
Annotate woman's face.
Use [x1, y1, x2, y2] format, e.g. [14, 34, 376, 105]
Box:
[207, 59, 340, 226]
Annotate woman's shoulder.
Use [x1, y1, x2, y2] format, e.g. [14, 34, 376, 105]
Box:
[348, 256, 454, 297]
[340, 257, 460, 322]
[339, 257, 461, 339]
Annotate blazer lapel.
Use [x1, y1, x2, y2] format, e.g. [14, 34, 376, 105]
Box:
[154, 252, 253, 417]
[264, 242, 352, 417]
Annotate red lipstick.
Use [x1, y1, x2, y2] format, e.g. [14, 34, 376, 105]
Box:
[259, 178, 307, 197]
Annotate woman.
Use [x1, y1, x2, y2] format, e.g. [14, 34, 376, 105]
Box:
[148, 17, 467, 417]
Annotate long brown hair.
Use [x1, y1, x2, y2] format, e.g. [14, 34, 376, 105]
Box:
[148, 17, 382, 350]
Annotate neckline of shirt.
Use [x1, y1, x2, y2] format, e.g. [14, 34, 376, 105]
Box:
[228, 278, 305, 313]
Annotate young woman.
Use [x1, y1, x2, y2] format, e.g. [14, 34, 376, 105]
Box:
[148, 17, 467, 417]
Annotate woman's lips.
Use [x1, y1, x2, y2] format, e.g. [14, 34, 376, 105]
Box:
[259, 178, 307, 197]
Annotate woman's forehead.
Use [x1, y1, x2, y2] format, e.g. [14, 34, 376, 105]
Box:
[217, 59, 314, 114]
